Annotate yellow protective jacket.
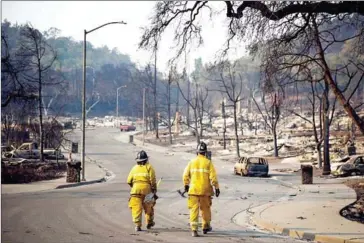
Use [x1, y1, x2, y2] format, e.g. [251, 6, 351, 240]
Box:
[127, 163, 156, 195]
[183, 154, 219, 196]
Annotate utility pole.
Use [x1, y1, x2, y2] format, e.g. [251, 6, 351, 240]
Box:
[184, 48, 190, 127]
[154, 41, 159, 139]
[222, 99, 227, 150]
[167, 70, 172, 144]
[143, 88, 146, 145]
[187, 75, 190, 127]
[81, 29, 86, 181]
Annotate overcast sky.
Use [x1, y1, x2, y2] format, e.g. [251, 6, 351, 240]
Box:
[2, 1, 247, 74]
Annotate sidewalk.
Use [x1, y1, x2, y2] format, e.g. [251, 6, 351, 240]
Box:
[248, 183, 364, 243]
[1, 158, 106, 194]
[130, 134, 364, 243]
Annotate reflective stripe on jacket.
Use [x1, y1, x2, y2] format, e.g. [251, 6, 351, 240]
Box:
[127, 163, 156, 195]
[183, 154, 219, 196]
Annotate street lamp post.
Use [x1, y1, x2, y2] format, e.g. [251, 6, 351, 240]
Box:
[81, 21, 126, 181]
[142, 88, 146, 145]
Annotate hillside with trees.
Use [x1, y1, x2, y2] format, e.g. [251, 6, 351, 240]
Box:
[1, 20, 183, 120]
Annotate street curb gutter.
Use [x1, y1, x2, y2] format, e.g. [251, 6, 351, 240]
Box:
[55, 178, 106, 189]
[251, 216, 364, 243]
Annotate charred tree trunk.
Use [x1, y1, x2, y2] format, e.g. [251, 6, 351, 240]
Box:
[233, 103, 240, 157]
[222, 100, 227, 150]
[167, 78, 172, 144]
[240, 117, 244, 136]
[312, 17, 364, 135]
[38, 61, 44, 162]
[272, 94, 280, 158]
[176, 87, 179, 113]
[195, 83, 202, 142]
[273, 127, 278, 157]
[312, 18, 332, 174]
[322, 82, 331, 175]
[198, 93, 204, 138]
[312, 82, 323, 169]
[317, 143, 323, 168]
[187, 79, 191, 127]
[193, 106, 200, 144]
[199, 116, 203, 138]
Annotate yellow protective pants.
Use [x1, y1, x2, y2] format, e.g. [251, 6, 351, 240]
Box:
[188, 195, 212, 231]
[128, 195, 155, 227]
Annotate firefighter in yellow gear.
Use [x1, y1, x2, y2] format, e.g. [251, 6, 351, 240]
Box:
[183, 141, 220, 237]
[127, 150, 157, 232]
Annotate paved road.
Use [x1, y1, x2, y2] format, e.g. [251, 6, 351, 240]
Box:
[2, 128, 308, 243]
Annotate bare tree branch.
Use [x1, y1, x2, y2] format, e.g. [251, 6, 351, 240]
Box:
[225, 1, 364, 20]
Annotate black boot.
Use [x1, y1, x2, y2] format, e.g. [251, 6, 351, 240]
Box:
[146, 222, 155, 229]
[203, 226, 212, 234]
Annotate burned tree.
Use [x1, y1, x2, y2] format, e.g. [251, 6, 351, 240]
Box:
[289, 77, 336, 169]
[160, 66, 178, 144]
[139, 1, 364, 135]
[1, 31, 37, 108]
[177, 73, 209, 145]
[207, 61, 244, 157]
[252, 90, 283, 158]
[290, 56, 363, 170]
[17, 24, 58, 162]
[252, 13, 364, 137]
[255, 12, 364, 173]
[139, 2, 364, 60]
[127, 64, 156, 131]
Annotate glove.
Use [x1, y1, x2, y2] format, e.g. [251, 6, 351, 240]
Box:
[215, 188, 220, 197]
[153, 194, 159, 200]
[128, 183, 133, 188]
[184, 185, 189, 193]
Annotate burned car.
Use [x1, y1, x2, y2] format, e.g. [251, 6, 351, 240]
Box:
[331, 155, 364, 177]
[3, 142, 64, 160]
[234, 157, 269, 177]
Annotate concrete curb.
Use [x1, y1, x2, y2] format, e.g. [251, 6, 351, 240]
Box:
[55, 156, 115, 190]
[86, 156, 116, 182]
[55, 178, 106, 189]
[240, 182, 364, 243]
[270, 176, 301, 190]
[246, 185, 362, 243]
[251, 216, 364, 243]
